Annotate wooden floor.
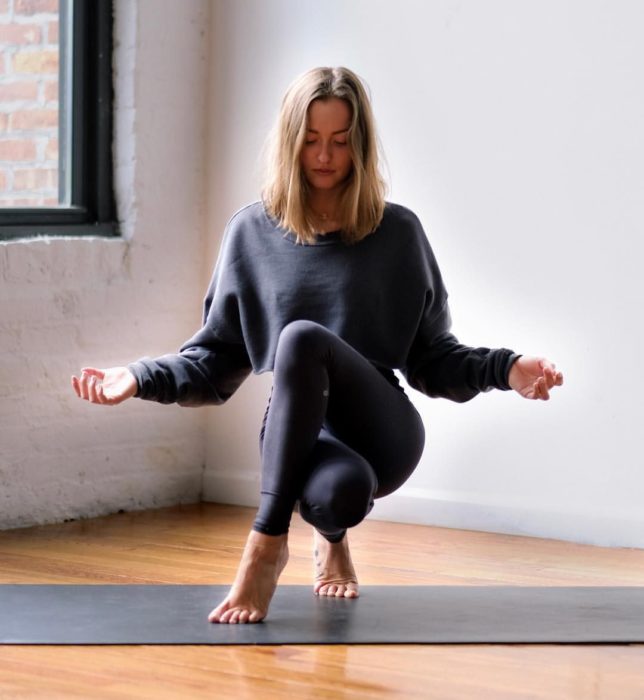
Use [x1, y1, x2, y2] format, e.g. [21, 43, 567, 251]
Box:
[1, 503, 644, 699]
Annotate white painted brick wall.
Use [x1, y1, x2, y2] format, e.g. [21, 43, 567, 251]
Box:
[0, 0, 212, 529]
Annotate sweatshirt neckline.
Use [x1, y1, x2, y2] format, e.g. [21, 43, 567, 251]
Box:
[284, 229, 344, 246]
[260, 202, 344, 246]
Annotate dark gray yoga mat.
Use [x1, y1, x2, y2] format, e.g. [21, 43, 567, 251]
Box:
[1, 585, 643, 645]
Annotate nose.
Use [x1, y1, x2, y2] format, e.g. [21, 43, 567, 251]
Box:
[317, 143, 331, 164]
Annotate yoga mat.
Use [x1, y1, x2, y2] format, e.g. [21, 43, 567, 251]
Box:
[1, 585, 643, 645]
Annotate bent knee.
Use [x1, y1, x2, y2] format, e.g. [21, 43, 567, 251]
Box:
[301, 493, 373, 531]
[275, 320, 331, 368]
[301, 475, 376, 530]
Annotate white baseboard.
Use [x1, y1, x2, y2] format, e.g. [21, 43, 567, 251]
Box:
[202, 472, 644, 550]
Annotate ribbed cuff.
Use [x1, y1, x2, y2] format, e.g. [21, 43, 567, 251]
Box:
[126, 360, 147, 399]
[499, 351, 522, 390]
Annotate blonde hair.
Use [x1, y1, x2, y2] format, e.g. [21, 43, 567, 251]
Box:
[261, 67, 387, 245]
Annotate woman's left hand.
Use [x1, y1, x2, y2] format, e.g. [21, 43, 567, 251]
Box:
[508, 356, 564, 400]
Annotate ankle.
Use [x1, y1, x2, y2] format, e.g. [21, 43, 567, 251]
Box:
[314, 524, 347, 543]
[246, 530, 288, 559]
[247, 529, 288, 552]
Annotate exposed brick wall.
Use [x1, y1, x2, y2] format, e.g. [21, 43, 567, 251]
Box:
[0, 0, 59, 207]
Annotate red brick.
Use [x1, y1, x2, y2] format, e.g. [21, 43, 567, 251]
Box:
[0, 0, 9, 13]
[0, 114, 8, 132]
[45, 137, 58, 160]
[12, 50, 58, 74]
[0, 197, 44, 206]
[0, 170, 7, 190]
[0, 139, 37, 160]
[15, 0, 59, 15]
[47, 20, 58, 44]
[13, 167, 58, 190]
[10, 109, 58, 130]
[0, 81, 39, 101]
[0, 23, 41, 45]
[44, 80, 58, 102]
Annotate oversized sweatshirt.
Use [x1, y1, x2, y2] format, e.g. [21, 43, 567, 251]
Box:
[127, 201, 521, 406]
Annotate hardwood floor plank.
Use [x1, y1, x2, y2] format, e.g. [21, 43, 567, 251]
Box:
[1, 503, 644, 698]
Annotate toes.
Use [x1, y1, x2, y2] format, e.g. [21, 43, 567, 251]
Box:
[210, 605, 259, 624]
[249, 610, 264, 623]
[220, 608, 237, 624]
[315, 583, 360, 597]
[344, 584, 359, 598]
[208, 603, 226, 623]
[335, 584, 359, 598]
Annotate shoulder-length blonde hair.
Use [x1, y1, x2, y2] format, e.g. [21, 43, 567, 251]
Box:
[261, 67, 387, 245]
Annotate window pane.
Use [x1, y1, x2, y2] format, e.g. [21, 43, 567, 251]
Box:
[0, 0, 71, 208]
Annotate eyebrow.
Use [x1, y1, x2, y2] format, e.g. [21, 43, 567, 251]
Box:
[306, 128, 350, 134]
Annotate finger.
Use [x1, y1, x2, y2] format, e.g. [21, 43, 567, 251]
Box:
[539, 358, 558, 375]
[78, 373, 91, 400]
[71, 376, 81, 398]
[87, 375, 100, 403]
[94, 381, 111, 405]
[81, 367, 105, 380]
[533, 378, 542, 400]
[543, 367, 556, 389]
[538, 377, 550, 400]
[88, 375, 109, 405]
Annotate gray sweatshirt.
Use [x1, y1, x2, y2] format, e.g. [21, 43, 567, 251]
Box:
[127, 201, 521, 406]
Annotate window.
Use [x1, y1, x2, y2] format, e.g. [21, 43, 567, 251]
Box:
[0, 0, 117, 240]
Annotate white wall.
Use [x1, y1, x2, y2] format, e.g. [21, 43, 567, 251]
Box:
[203, 0, 644, 548]
[0, 0, 211, 528]
[2, 0, 641, 550]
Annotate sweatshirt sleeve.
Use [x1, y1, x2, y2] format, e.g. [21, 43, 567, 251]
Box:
[402, 299, 522, 402]
[400, 217, 521, 403]
[126, 222, 252, 407]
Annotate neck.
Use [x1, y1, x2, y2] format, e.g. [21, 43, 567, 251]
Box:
[308, 190, 341, 219]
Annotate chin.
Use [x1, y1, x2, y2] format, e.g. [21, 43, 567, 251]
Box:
[309, 174, 351, 192]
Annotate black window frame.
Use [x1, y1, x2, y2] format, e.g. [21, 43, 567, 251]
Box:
[0, 0, 118, 240]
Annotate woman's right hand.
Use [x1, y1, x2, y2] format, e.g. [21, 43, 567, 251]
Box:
[71, 366, 138, 406]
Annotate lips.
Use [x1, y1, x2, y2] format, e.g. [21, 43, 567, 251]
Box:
[313, 169, 335, 174]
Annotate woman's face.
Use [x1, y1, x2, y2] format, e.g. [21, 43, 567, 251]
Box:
[300, 97, 353, 197]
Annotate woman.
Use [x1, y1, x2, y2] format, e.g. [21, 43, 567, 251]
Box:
[71, 67, 563, 624]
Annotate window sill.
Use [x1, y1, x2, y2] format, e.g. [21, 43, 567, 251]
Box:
[0, 222, 120, 243]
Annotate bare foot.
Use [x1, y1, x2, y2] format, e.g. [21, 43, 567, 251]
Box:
[208, 530, 289, 624]
[313, 528, 359, 598]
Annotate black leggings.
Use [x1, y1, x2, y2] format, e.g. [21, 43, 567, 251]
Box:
[254, 320, 426, 543]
